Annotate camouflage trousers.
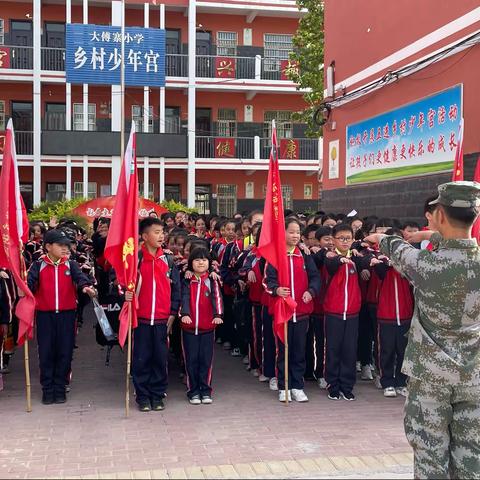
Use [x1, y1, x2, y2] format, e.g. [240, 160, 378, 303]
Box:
[404, 378, 480, 479]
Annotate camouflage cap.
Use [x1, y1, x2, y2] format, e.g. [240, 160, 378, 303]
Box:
[429, 181, 480, 208]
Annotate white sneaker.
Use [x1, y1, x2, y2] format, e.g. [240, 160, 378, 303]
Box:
[258, 374, 269, 382]
[384, 387, 397, 398]
[317, 378, 328, 389]
[361, 365, 373, 380]
[396, 387, 408, 397]
[356, 361, 361, 372]
[223, 341, 231, 350]
[269, 377, 278, 391]
[291, 389, 309, 402]
[278, 390, 292, 402]
[230, 348, 242, 357]
[374, 376, 383, 389]
[251, 368, 260, 377]
[216, 337, 223, 344]
[242, 355, 249, 365]
[189, 395, 201, 405]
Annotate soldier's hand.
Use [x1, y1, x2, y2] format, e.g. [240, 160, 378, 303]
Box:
[364, 233, 386, 245]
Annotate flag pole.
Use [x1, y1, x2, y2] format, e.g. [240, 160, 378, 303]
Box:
[284, 316, 289, 406]
[125, 303, 132, 417]
[120, 0, 131, 418]
[19, 245, 32, 413]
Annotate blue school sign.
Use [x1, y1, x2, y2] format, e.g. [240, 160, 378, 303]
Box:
[66, 24, 165, 87]
[345, 85, 462, 185]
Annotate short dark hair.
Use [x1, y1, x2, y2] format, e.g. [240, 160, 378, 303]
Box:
[424, 195, 438, 215]
[385, 228, 403, 236]
[376, 217, 394, 228]
[302, 224, 319, 238]
[139, 217, 163, 235]
[441, 205, 480, 227]
[402, 220, 420, 230]
[285, 217, 302, 229]
[248, 210, 263, 223]
[315, 226, 333, 240]
[332, 224, 354, 237]
[187, 246, 212, 272]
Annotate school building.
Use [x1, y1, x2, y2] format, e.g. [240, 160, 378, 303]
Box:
[321, 0, 480, 220]
[0, 0, 321, 214]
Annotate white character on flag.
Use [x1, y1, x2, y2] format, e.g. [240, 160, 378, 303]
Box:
[91, 47, 106, 70]
[108, 48, 122, 71]
[144, 50, 159, 73]
[74, 46, 88, 69]
[127, 49, 142, 72]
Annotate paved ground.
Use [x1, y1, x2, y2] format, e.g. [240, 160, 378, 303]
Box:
[1, 309, 413, 479]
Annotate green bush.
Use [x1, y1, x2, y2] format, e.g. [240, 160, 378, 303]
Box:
[28, 198, 89, 230]
[159, 199, 198, 214]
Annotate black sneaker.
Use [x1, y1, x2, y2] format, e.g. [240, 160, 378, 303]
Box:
[341, 391, 356, 401]
[42, 392, 55, 405]
[151, 398, 165, 411]
[54, 392, 67, 404]
[327, 391, 341, 401]
[138, 401, 151, 412]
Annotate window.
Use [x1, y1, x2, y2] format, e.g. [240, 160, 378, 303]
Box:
[264, 33, 293, 71]
[100, 185, 111, 197]
[45, 103, 66, 130]
[0, 101, 5, 131]
[263, 111, 292, 138]
[165, 184, 181, 202]
[165, 107, 181, 133]
[139, 182, 154, 199]
[217, 108, 236, 137]
[217, 184, 237, 217]
[73, 103, 96, 131]
[0, 19, 4, 45]
[73, 181, 97, 199]
[282, 185, 293, 210]
[46, 183, 66, 202]
[132, 105, 153, 133]
[217, 31, 237, 56]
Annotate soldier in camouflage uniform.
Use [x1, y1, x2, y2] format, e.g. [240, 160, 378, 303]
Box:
[366, 181, 480, 479]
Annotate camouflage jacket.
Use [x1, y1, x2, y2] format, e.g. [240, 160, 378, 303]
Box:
[380, 234, 480, 386]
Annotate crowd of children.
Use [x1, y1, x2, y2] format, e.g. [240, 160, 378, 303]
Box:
[0, 204, 430, 409]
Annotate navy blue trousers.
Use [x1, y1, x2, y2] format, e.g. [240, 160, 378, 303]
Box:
[324, 314, 359, 395]
[182, 329, 215, 398]
[261, 306, 276, 378]
[305, 314, 325, 379]
[36, 310, 76, 396]
[132, 322, 168, 404]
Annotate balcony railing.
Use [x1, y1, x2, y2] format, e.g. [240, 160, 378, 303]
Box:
[16, 131, 33, 155]
[4, 47, 295, 82]
[196, 136, 318, 161]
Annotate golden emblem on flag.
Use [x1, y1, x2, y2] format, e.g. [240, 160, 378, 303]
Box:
[122, 237, 135, 269]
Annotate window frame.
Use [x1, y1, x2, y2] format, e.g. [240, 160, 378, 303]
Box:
[263, 33, 293, 72]
[73, 181, 97, 199]
[217, 108, 237, 137]
[0, 100, 5, 131]
[132, 104, 154, 133]
[263, 110, 293, 139]
[217, 31, 238, 57]
[73, 103, 96, 131]
[217, 184, 237, 217]
[0, 19, 4, 45]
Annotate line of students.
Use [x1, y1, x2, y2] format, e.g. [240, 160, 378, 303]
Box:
[0, 209, 419, 408]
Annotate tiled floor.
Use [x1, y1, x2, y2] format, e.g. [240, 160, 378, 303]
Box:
[1, 310, 412, 479]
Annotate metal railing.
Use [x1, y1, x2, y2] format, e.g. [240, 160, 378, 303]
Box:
[15, 131, 33, 155]
[260, 137, 319, 160]
[41, 47, 65, 71]
[166, 54, 188, 77]
[44, 112, 66, 130]
[196, 136, 318, 160]
[8, 46, 33, 69]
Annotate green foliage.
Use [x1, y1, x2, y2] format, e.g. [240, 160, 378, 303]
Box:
[28, 198, 89, 230]
[289, 0, 324, 137]
[159, 199, 198, 214]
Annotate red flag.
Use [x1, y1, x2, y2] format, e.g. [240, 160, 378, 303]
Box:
[257, 121, 296, 343]
[452, 119, 464, 182]
[472, 155, 480, 242]
[0, 119, 36, 345]
[104, 122, 139, 348]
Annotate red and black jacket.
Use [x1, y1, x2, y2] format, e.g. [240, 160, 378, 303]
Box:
[374, 261, 413, 324]
[239, 247, 264, 304]
[27, 255, 92, 312]
[265, 247, 321, 322]
[136, 246, 181, 324]
[180, 274, 223, 334]
[323, 251, 362, 318]
[219, 240, 243, 296]
[313, 248, 331, 315]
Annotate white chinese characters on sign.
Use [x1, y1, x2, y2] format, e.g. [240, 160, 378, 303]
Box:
[90, 31, 145, 44]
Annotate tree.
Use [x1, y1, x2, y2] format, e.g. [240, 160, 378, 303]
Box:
[289, 0, 324, 137]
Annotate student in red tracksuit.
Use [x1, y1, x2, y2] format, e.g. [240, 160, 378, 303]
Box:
[27, 229, 96, 405]
[373, 233, 413, 398]
[323, 224, 362, 401]
[265, 218, 321, 403]
[180, 247, 223, 405]
[128, 218, 181, 412]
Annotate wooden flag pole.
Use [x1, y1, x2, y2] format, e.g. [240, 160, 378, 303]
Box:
[284, 319, 289, 406]
[125, 302, 132, 417]
[24, 337, 32, 412]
